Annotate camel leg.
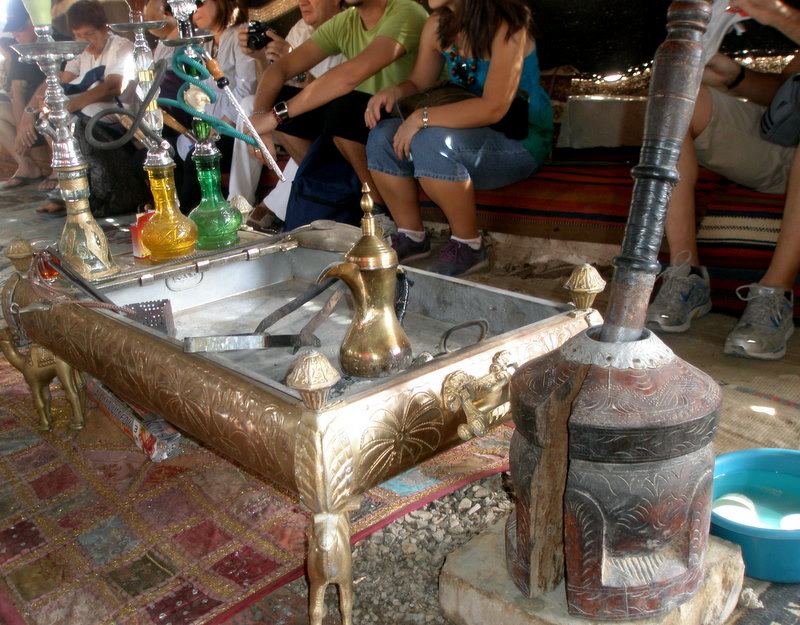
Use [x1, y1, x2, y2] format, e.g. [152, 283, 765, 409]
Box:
[58, 363, 85, 429]
[338, 580, 354, 625]
[28, 375, 52, 431]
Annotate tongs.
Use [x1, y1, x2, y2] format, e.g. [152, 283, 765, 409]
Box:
[183, 279, 341, 354]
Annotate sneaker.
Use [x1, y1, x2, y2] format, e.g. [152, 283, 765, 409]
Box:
[428, 239, 488, 277]
[701, 0, 750, 65]
[390, 232, 431, 262]
[723, 284, 794, 360]
[646, 261, 712, 333]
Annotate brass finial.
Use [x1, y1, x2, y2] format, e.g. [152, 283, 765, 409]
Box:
[5, 239, 34, 272]
[286, 351, 341, 410]
[563, 263, 606, 310]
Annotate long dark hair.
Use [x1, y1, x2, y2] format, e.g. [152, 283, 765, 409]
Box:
[436, 0, 536, 60]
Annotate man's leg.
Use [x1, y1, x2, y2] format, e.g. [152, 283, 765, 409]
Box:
[723, 147, 800, 360]
[332, 136, 385, 207]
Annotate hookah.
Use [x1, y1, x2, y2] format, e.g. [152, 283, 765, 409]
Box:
[12, 0, 121, 281]
[93, 0, 200, 263]
[157, 0, 284, 249]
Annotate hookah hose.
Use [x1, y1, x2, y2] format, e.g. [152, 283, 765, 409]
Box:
[84, 49, 258, 150]
[157, 46, 258, 146]
[84, 58, 175, 151]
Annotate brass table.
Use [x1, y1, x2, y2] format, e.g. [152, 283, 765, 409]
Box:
[3, 225, 601, 624]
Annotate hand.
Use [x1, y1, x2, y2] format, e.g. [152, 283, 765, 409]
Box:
[365, 87, 398, 129]
[392, 111, 423, 160]
[264, 32, 292, 64]
[247, 111, 278, 165]
[703, 53, 741, 87]
[729, 0, 786, 27]
[14, 113, 37, 155]
[238, 24, 265, 60]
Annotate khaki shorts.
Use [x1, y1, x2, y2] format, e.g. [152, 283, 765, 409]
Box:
[695, 88, 794, 195]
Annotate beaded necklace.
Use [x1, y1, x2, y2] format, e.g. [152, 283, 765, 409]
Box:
[447, 46, 477, 86]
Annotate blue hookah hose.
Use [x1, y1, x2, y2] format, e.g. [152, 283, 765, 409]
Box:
[157, 45, 258, 147]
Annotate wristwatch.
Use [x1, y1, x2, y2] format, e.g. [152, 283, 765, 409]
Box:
[272, 101, 290, 124]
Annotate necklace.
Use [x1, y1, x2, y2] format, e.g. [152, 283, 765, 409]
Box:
[447, 46, 477, 86]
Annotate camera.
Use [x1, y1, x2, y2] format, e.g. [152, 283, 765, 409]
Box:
[246, 21, 273, 50]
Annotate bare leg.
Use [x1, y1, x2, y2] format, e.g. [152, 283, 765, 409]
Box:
[0, 103, 40, 180]
[760, 147, 800, 290]
[332, 136, 385, 206]
[417, 177, 479, 239]
[370, 171, 423, 230]
[665, 86, 714, 265]
[274, 130, 311, 165]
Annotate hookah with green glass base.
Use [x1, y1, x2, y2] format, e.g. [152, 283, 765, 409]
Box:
[189, 119, 241, 249]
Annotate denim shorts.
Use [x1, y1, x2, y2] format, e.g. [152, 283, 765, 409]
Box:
[366, 118, 540, 189]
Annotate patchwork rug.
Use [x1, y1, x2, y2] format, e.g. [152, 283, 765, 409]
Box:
[0, 361, 512, 625]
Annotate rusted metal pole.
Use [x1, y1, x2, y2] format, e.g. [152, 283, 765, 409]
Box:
[601, 0, 712, 343]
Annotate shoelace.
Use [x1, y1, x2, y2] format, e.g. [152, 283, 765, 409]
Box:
[736, 286, 789, 328]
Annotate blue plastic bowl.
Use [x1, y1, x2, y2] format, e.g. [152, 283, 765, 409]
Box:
[711, 448, 800, 582]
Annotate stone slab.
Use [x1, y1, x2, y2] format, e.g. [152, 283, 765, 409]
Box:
[440, 517, 745, 625]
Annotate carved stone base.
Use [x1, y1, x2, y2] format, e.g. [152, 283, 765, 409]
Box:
[440, 519, 744, 625]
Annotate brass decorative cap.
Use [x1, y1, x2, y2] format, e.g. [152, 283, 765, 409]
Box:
[344, 183, 397, 271]
[5, 239, 34, 271]
[563, 263, 606, 310]
[286, 351, 341, 410]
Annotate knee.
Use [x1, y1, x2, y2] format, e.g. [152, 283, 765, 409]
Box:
[366, 119, 402, 167]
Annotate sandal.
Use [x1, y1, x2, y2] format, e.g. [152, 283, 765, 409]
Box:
[37, 176, 58, 191]
[35, 199, 66, 216]
[1, 175, 45, 189]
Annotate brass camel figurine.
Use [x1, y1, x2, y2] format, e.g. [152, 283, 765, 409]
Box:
[0, 327, 86, 431]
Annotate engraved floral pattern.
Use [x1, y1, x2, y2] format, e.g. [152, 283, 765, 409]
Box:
[358, 391, 443, 489]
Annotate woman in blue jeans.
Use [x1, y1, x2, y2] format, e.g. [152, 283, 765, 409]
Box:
[365, 0, 553, 276]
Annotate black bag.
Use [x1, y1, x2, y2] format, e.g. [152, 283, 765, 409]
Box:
[395, 82, 530, 141]
[760, 73, 800, 147]
[283, 136, 363, 231]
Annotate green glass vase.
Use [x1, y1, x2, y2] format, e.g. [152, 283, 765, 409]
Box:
[188, 126, 241, 250]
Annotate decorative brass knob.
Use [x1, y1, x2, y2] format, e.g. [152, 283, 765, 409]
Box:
[563, 263, 606, 310]
[286, 350, 341, 410]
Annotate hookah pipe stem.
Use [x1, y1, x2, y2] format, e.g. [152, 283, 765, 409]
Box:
[202, 53, 285, 181]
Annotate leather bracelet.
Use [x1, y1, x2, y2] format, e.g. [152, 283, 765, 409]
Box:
[727, 65, 746, 90]
[422, 106, 429, 129]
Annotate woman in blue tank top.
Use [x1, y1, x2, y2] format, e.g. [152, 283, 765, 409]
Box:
[365, 0, 553, 277]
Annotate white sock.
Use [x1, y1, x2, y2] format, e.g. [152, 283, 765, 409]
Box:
[398, 228, 426, 243]
[452, 235, 482, 251]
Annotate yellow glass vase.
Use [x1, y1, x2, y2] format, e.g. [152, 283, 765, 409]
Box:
[140, 164, 198, 263]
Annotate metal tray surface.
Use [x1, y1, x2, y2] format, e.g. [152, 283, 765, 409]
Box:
[98, 245, 571, 397]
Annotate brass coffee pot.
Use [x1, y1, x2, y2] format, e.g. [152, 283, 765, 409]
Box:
[319, 185, 413, 378]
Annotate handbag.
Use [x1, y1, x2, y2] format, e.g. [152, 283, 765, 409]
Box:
[395, 82, 530, 141]
[760, 73, 800, 147]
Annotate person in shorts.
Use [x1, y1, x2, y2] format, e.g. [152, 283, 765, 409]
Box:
[646, 0, 800, 360]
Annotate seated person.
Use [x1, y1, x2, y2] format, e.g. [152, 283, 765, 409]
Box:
[173, 0, 256, 212]
[32, 0, 136, 212]
[228, 0, 344, 213]
[0, 4, 46, 189]
[247, 0, 430, 212]
[646, 0, 800, 360]
[364, 0, 553, 277]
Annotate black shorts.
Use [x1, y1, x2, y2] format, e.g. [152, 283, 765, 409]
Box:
[276, 86, 373, 145]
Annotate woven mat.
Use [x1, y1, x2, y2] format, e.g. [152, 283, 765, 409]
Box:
[0, 362, 512, 625]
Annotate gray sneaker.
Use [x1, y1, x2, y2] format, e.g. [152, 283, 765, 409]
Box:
[646, 262, 712, 333]
[724, 284, 794, 360]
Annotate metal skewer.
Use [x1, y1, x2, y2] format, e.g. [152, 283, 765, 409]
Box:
[203, 52, 286, 181]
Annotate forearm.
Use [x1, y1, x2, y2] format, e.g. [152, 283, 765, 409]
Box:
[726, 65, 786, 105]
[253, 62, 293, 112]
[66, 78, 122, 113]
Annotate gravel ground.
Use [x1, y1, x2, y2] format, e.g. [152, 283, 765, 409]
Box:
[281, 473, 515, 624]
